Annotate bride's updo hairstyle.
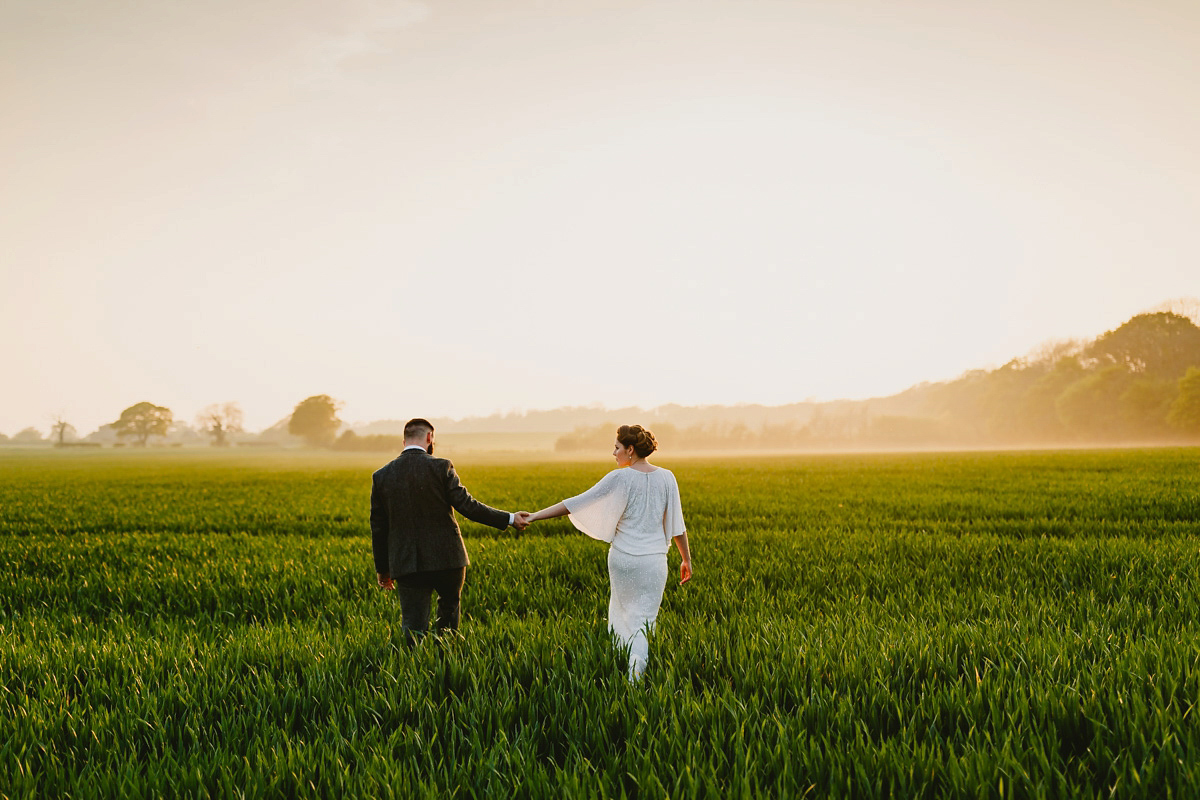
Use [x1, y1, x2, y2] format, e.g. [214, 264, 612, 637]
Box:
[616, 424, 657, 458]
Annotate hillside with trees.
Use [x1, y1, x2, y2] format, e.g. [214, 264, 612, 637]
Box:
[556, 311, 1200, 452]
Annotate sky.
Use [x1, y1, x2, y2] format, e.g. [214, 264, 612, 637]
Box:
[2, 0, 1198, 435]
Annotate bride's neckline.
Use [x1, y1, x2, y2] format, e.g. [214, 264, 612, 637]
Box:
[628, 465, 659, 473]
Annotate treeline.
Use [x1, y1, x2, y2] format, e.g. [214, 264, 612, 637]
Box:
[331, 431, 406, 452]
[357, 401, 828, 436]
[10, 308, 1200, 453]
[556, 312, 1200, 452]
[554, 414, 957, 452]
[3, 397, 340, 449]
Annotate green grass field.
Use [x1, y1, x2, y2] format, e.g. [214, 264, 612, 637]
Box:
[2, 447, 1199, 798]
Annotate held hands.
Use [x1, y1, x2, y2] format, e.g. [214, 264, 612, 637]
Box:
[376, 572, 395, 590]
[512, 511, 532, 531]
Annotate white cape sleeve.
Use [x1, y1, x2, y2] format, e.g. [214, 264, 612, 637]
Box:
[563, 470, 629, 543]
[663, 470, 686, 541]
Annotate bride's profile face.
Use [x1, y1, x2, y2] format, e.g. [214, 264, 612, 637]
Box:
[613, 440, 634, 466]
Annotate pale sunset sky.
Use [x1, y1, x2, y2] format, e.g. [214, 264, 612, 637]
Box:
[2, 0, 1198, 435]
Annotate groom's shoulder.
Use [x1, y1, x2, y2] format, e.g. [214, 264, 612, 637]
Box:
[375, 452, 453, 473]
[373, 453, 416, 477]
[372, 458, 399, 480]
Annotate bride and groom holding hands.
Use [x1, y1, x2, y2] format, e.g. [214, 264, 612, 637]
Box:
[370, 417, 694, 681]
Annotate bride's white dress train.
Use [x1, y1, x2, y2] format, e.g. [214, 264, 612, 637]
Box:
[607, 548, 669, 680]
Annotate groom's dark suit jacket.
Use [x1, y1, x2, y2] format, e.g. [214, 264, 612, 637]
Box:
[371, 449, 510, 578]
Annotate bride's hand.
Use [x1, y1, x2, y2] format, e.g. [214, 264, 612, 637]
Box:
[679, 560, 692, 585]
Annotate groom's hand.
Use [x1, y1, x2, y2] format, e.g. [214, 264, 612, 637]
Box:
[377, 572, 395, 590]
[513, 511, 531, 531]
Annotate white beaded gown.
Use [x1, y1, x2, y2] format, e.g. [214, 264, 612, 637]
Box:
[563, 466, 686, 681]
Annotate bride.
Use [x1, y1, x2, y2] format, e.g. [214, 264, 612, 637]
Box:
[527, 424, 693, 681]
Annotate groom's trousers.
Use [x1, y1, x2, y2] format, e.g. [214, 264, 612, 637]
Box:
[394, 567, 466, 639]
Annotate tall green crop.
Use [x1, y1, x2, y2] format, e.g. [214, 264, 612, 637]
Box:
[2, 447, 1199, 798]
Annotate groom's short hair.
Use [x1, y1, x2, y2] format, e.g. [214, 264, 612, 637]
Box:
[404, 418, 434, 440]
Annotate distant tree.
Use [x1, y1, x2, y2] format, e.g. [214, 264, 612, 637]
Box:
[84, 424, 120, 445]
[195, 403, 244, 447]
[1086, 312, 1200, 380]
[1167, 367, 1200, 435]
[975, 360, 1038, 441]
[1056, 365, 1132, 440]
[923, 369, 992, 441]
[810, 408, 852, 442]
[1149, 297, 1200, 325]
[332, 430, 409, 452]
[0, 432, 8, 443]
[1118, 378, 1175, 438]
[288, 395, 342, 447]
[1024, 338, 1085, 367]
[1006, 356, 1083, 442]
[865, 415, 953, 446]
[50, 415, 78, 445]
[555, 422, 620, 453]
[112, 402, 173, 446]
[13, 427, 44, 443]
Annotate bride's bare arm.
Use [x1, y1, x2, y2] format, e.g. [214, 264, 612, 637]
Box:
[528, 501, 569, 522]
[673, 532, 692, 584]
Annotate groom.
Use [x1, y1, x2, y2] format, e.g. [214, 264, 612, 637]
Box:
[371, 418, 529, 640]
